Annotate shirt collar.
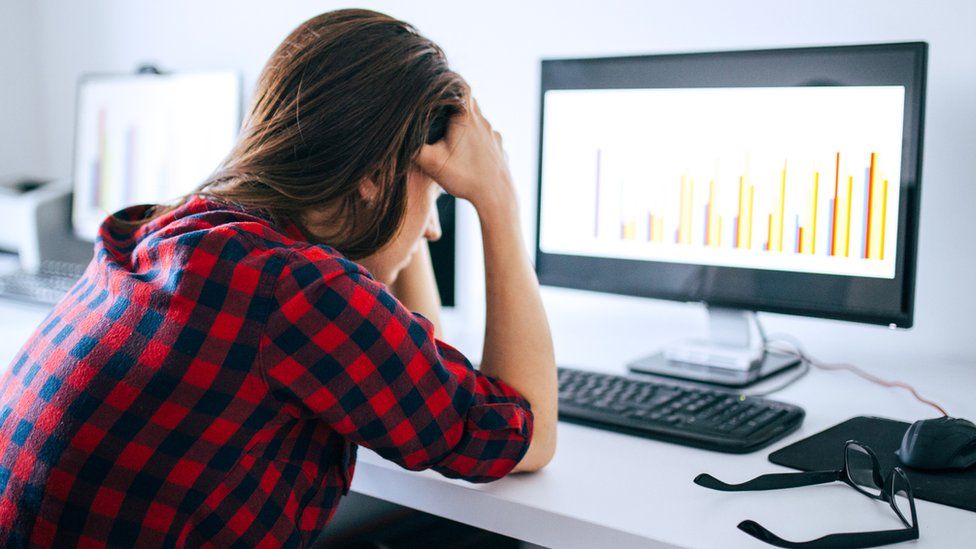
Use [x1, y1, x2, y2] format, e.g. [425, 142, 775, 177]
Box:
[185, 195, 310, 243]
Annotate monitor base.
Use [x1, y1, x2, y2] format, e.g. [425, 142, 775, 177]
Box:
[627, 350, 801, 388]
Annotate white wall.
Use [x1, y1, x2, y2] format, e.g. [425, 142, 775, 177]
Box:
[0, 1, 42, 178]
[13, 0, 976, 363]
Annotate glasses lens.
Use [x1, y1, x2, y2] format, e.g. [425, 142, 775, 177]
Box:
[892, 471, 916, 528]
[846, 443, 883, 497]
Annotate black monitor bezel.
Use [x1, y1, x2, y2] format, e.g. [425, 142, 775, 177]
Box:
[534, 42, 927, 327]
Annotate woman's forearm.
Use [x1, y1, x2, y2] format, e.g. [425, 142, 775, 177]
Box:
[414, 95, 557, 472]
[475, 192, 557, 472]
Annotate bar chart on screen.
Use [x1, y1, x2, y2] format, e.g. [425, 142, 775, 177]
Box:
[539, 86, 905, 278]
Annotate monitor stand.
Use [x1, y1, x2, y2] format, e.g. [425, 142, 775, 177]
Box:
[627, 307, 800, 387]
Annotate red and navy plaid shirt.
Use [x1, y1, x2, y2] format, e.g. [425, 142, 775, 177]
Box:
[0, 196, 533, 547]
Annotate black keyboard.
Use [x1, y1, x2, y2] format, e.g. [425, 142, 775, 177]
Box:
[0, 261, 86, 305]
[558, 366, 804, 453]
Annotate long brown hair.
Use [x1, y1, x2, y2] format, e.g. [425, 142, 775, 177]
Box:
[146, 9, 466, 259]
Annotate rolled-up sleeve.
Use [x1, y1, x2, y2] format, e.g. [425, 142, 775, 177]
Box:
[259, 248, 533, 482]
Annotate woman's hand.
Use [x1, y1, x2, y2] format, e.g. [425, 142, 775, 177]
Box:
[416, 97, 515, 213]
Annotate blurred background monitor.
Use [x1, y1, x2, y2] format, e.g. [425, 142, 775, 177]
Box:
[71, 70, 242, 241]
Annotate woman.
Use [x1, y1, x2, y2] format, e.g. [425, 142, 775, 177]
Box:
[0, 9, 556, 547]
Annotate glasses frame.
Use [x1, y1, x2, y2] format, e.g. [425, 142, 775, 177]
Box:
[694, 440, 919, 549]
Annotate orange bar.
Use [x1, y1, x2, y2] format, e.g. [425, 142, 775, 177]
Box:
[810, 172, 819, 255]
[748, 186, 754, 249]
[798, 227, 804, 254]
[767, 214, 773, 251]
[831, 152, 840, 256]
[844, 175, 853, 257]
[880, 180, 889, 260]
[705, 182, 712, 246]
[622, 221, 637, 240]
[708, 180, 717, 246]
[865, 152, 876, 258]
[777, 161, 787, 252]
[736, 176, 745, 248]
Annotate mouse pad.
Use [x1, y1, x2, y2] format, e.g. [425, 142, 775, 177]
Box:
[769, 416, 976, 513]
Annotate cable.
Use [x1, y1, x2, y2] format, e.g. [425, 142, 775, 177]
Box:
[762, 333, 949, 417]
[742, 354, 811, 397]
[738, 320, 814, 397]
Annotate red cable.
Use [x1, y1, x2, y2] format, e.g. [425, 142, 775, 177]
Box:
[766, 337, 949, 417]
[811, 359, 949, 417]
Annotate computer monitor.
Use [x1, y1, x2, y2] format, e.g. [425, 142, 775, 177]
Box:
[535, 43, 927, 384]
[71, 70, 242, 241]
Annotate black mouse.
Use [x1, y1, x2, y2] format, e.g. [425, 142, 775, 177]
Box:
[896, 416, 976, 470]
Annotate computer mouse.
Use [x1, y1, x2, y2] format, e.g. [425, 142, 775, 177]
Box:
[896, 416, 976, 470]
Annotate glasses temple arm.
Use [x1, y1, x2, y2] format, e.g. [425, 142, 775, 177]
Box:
[694, 470, 841, 492]
[738, 520, 917, 549]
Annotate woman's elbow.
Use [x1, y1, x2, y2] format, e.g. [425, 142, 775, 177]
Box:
[511, 422, 557, 473]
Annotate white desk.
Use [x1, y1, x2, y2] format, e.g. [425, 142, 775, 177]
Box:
[1, 278, 974, 548]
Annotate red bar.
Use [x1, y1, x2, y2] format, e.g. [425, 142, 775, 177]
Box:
[831, 152, 840, 256]
[865, 152, 876, 258]
[706, 203, 713, 246]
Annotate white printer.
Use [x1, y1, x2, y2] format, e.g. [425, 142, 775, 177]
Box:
[0, 177, 93, 273]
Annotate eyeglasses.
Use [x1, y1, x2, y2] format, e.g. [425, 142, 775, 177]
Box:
[694, 440, 918, 549]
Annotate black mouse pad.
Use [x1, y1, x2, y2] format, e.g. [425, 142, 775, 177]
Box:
[769, 416, 976, 513]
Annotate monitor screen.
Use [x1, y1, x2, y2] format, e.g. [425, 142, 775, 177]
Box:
[535, 43, 926, 327]
[72, 71, 241, 241]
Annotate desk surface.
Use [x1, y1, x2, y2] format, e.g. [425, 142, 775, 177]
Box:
[351, 334, 976, 549]
[1, 277, 974, 548]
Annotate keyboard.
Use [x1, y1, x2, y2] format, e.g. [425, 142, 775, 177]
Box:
[0, 261, 86, 305]
[557, 366, 804, 453]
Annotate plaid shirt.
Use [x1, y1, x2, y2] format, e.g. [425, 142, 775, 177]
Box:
[0, 197, 533, 547]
